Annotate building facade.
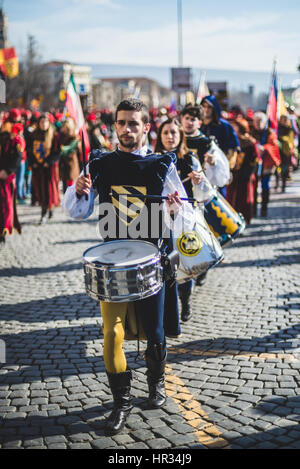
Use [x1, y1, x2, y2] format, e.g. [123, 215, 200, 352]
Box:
[43, 61, 92, 111]
[92, 76, 177, 110]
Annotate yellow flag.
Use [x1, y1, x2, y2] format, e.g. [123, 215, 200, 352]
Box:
[59, 89, 66, 101]
[278, 90, 287, 118]
[185, 91, 195, 105]
[0, 47, 19, 78]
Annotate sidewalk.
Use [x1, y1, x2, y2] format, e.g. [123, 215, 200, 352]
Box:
[0, 171, 299, 449]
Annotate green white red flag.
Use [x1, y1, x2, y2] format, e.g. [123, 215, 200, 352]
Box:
[65, 73, 90, 161]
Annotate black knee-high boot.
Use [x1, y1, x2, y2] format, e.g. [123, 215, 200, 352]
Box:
[179, 290, 192, 322]
[145, 343, 167, 409]
[105, 369, 132, 435]
[261, 189, 269, 217]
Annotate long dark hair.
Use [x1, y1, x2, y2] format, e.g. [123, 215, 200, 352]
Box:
[155, 117, 189, 159]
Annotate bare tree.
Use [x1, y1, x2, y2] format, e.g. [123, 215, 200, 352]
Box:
[6, 34, 51, 109]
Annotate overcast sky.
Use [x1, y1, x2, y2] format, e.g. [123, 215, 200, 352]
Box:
[6, 0, 300, 73]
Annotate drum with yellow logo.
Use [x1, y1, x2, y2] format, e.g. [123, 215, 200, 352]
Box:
[174, 209, 224, 284]
[204, 190, 246, 247]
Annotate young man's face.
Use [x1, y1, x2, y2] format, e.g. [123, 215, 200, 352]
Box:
[180, 113, 201, 136]
[115, 110, 150, 152]
[202, 101, 214, 120]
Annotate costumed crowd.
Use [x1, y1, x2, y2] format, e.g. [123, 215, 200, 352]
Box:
[1, 96, 299, 435]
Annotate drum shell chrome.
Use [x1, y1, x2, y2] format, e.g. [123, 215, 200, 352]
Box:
[83, 240, 163, 303]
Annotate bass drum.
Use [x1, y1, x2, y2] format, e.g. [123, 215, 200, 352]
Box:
[204, 190, 246, 247]
[174, 208, 224, 284]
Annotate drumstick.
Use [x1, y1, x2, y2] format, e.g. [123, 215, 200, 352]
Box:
[181, 169, 205, 184]
[109, 193, 198, 203]
[81, 130, 88, 201]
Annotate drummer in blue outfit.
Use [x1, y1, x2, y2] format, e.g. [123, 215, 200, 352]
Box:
[62, 99, 195, 435]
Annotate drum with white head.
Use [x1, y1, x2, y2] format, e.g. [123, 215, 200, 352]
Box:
[174, 208, 224, 284]
[83, 240, 163, 302]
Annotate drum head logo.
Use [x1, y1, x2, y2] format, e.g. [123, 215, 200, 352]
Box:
[111, 185, 147, 226]
[177, 232, 203, 257]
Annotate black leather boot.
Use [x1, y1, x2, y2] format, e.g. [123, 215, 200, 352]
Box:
[196, 272, 207, 287]
[260, 189, 269, 217]
[105, 369, 132, 435]
[179, 291, 192, 322]
[145, 343, 167, 409]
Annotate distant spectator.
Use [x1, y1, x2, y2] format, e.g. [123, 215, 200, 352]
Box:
[0, 125, 23, 245]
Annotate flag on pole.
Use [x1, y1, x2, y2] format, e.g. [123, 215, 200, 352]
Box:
[65, 73, 90, 159]
[277, 77, 288, 118]
[185, 91, 195, 105]
[0, 47, 19, 79]
[133, 85, 141, 99]
[169, 96, 177, 115]
[196, 71, 210, 104]
[266, 60, 278, 132]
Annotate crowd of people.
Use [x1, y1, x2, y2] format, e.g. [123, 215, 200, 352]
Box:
[0, 99, 299, 248]
[1, 95, 299, 436]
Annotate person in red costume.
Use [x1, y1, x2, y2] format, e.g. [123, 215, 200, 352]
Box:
[0, 124, 23, 245]
[27, 114, 60, 224]
[251, 112, 280, 217]
[227, 119, 259, 225]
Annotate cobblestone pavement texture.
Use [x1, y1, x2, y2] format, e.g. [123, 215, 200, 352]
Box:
[0, 172, 300, 450]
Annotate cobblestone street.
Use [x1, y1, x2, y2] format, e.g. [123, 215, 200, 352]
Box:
[0, 172, 300, 450]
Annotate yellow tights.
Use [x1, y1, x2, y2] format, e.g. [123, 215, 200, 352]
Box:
[100, 301, 133, 374]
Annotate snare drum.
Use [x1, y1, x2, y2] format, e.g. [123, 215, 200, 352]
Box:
[83, 240, 163, 302]
[204, 191, 246, 247]
[174, 209, 224, 284]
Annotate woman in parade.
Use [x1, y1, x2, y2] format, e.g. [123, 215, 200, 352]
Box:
[251, 112, 281, 217]
[155, 117, 214, 322]
[58, 117, 81, 193]
[277, 115, 295, 193]
[28, 114, 60, 224]
[226, 118, 259, 225]
[0, 124, 23, 246]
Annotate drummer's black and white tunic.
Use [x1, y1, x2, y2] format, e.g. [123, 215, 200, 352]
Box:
[62, 145, 196, 239]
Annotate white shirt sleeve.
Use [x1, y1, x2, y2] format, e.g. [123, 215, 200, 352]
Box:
[203, 140, 230, 187]
[190, 155, 215, 202]
[61, 166, 98, 219]
[162, 162, 196, 236]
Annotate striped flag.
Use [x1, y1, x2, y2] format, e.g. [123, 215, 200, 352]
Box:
[65, 73, 90, 160]
[266, 60, 278, 132]
[0, 47, 18, 79]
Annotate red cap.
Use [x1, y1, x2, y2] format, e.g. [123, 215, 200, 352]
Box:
[47, 113, 55, 123]
[8, 108, 21, 121]
[55, 112, 63, 121]
[87, 113, 97, 122]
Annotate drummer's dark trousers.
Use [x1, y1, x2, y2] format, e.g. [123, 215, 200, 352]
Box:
[100, 285, 166, 374]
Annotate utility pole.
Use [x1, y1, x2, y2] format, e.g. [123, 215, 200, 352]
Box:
[177, 0, 183, 67]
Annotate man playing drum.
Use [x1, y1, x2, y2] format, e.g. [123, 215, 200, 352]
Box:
[63, 99, 195, 435]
